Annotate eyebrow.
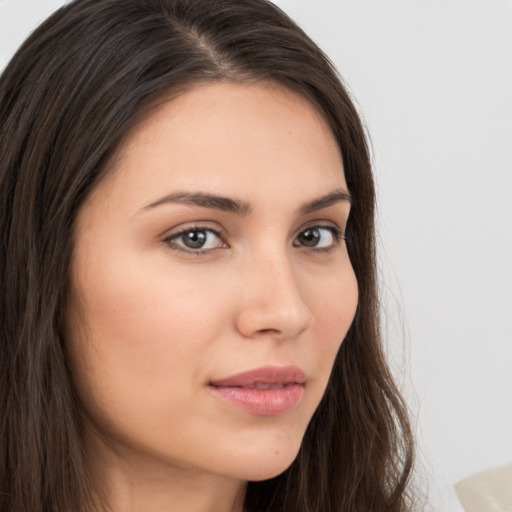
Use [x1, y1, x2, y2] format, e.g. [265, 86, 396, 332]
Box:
[144, 191, 252, 215]
[142, 188, 351, 216]
[299, 188, 352, 214]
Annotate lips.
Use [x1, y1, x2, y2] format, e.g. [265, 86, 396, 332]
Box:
[208, 365, 306, 416]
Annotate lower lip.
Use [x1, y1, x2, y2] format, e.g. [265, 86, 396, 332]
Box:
[208, 384, 304, 416]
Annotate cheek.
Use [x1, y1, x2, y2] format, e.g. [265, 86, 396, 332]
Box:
[64, 248, 232, 425]
[308, 261, 358, 373]
[72, 267, 214, 352]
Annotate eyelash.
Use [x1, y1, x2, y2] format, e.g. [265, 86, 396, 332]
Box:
[162, 223, 346, 255]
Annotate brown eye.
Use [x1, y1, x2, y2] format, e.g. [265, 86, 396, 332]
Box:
[294, 226, 340, 249]
[165, 228, 225, 251]
[182, 229, 209, 248]
[297, 228, 321, 247]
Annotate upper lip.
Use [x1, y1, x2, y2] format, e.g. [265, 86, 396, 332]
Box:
[209, 365, 306, 388]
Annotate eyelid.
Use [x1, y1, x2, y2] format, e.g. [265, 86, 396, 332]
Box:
[298, 218, 341, 229]
[295, 220, 345, 238]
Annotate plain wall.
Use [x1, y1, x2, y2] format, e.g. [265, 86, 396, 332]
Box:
[1, 0, 511, 500]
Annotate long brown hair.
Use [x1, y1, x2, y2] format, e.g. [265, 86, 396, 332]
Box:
[0, 0, 414, 510]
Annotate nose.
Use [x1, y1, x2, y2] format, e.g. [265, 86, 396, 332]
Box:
[234, 253, 314, 341]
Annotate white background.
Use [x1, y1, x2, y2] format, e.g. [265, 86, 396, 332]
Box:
[1, 0, 511, 503]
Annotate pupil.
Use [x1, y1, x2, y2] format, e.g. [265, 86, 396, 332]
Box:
[299, 228, 320, 247]
[184, 230, 207, 249]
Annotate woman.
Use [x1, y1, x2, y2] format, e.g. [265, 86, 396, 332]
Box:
[0, 0, 414, 511]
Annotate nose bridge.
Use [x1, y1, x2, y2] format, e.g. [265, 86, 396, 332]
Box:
[235, 243, 313, 339]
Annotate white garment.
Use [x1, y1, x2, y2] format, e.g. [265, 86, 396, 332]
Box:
[455, 466, 512, 512]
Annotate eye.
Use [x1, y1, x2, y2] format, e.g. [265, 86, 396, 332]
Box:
[293, 225, 341, 249]
[164, 227, 227, 252]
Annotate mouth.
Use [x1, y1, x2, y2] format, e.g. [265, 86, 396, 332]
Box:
[207, 365, 306, 416]
[240, 382, 292, 390]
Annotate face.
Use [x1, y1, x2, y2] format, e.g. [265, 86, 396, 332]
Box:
[66, 82, 358, 484]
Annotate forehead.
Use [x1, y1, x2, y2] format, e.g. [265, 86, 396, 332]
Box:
[122, 81, 339, 156]
[85, 81, 346, 216]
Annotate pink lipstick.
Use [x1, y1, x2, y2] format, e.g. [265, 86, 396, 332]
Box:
[208, 365, 305, 416]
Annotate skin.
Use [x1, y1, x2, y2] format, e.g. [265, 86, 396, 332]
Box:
[65, 82, 358, 512]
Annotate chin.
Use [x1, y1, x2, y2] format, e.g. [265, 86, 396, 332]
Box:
[219, 436, 303, 482]
[243, 459, 297, 482]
